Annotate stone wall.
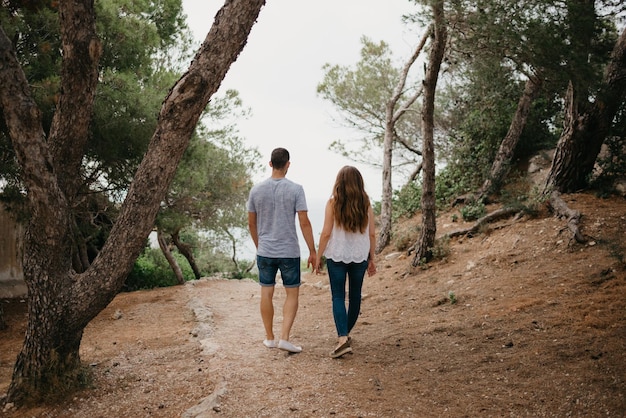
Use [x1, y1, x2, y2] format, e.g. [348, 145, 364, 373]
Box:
[0, 205, 26, 298]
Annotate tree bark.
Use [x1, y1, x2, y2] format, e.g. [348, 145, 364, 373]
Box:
[377, 123, 394, 253]
[477, 75, 543, 200]
[1, 0, 265, 404]
[222, 228, 241, 272]
[172, 230, 202, 280]
[412, 1, 447, 266]
[48, 0, 102, 202]
[546, 191, 586, 243]
[545, 27, 626, 193]
[158, 229, 185, 285]
[1, 1, 98, 403]
[376, 26, 431, 254]
[0, 303, 6, 331]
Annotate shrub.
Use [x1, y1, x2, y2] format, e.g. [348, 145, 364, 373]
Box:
[460, 200, 486, 221]
[392, 181, 422, 219]
[123, 248, 193, 291]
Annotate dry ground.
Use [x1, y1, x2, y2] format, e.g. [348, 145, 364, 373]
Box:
[1, 192, 625, 417]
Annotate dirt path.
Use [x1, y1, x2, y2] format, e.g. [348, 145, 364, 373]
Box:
[2, 192, 626, 417]
[183, 277, 390, 417]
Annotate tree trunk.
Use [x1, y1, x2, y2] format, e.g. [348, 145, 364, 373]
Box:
[1, 0, 265, 404]
[1, 0, 98, 403]
[0, 303, 6, 331]
[171, 230, 201, 280]
[158, 229, 185, 285]
[546, 191, 586, 243]
[376, 27, 430, 254]
[412, 1, 447, 266]
[223, 227, 241, 272]
[477, 75, 543, 200]
[377, 123, 394, 253]
[545, 27, 626, 193]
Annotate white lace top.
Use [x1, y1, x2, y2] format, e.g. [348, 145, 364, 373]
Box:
[324, 222, 370, 263]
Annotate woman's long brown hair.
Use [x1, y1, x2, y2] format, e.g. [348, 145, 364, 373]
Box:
[331, 166, 369, 233]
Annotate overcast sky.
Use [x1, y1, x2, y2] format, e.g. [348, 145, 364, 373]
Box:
[181, 0, 421, 256]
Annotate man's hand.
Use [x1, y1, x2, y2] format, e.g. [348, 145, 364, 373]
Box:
[307, 253, 317, 272]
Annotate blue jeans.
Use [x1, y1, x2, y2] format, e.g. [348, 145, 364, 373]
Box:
[256, 256, 301, 288]
[326, 258, 368, 337]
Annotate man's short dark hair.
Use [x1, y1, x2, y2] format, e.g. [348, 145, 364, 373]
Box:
[271, 148, 290, 169]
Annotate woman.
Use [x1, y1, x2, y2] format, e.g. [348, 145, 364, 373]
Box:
[316, 166, 376, 358]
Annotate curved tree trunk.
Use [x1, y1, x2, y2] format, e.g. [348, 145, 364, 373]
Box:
[412, 1, 447, 266]
[222, 227, 241, 272]
[377, 124, 394, 253]
[477, 75, 543, 201]
[376, 27, 431, 254]
[545, 27, 626, 193]
[158, 229, 185, 285]
[1, 0, 265, 404]
[172, 230, 201, 280]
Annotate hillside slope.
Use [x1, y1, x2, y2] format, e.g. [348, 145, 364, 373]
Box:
[1, 192, 625, 417]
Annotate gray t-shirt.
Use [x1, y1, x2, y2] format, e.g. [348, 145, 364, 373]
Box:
[247, 177, 308, 258]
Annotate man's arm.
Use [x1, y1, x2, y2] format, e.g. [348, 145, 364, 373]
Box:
[248, 212, 258, 249]
[297, 210, 317, 271]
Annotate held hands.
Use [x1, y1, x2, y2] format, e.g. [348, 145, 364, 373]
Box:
[314, 257, 324, 275]
[313, 257, 375, 276]
[307, 252, 318, 272]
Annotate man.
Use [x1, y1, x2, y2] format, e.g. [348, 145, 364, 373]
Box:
[247, 148, 317, 353]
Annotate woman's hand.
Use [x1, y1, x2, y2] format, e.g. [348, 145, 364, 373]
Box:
[367, 259, 377, 276]
[315, 258, 323, 275]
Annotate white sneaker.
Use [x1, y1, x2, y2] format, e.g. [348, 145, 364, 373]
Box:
[263, 339, 277, 348]
[278, 339, 302, 353]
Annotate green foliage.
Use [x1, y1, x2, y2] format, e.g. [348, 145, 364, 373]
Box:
[392, 224, 420, 252]
[432, 236, 451, 260]
[440, 56, 560, 192]
[123, 248, 194, 291]
[392, 181, 422, 218]
[0, 1, 257, 274]
[176, 228, 257, 281]
[447, 291, 457, 305]
[228, 268, 257, 281]
[317, 37, 398, 131]
[498, 185, 546, 218]
[460, 199, 486, 221]
[89, 70, 176, 192]
[433, 166, 475, 207]
[1, 0, 190, 203]
[317, 37, 421, 173]
[372, 200, 382, 216]
[96, 0, 186, 74]
[391, 166, 483, 216]
[157, 90, 259, 261]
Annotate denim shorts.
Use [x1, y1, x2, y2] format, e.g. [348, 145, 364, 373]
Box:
[256, 256, 301, 288]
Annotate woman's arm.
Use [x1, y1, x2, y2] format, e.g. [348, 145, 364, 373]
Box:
[316, 199, 334, 273]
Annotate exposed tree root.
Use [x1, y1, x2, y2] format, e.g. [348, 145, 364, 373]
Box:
[435, 191, 587, 246]
[546, 191, 587, 244]
[443, 207, 521, 239]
